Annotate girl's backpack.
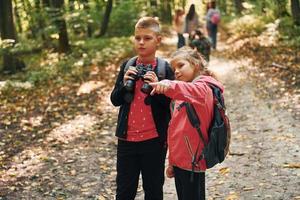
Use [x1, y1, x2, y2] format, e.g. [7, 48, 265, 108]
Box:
[184, 83, 231, 171]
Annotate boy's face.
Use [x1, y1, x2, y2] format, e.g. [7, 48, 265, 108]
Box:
[134, 28, 161, 58]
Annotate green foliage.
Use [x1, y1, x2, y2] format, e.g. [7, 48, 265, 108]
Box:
[17, 37, 133, 86]
[228, 14, 266, 37]
[278, 16, 300, 47]
[107, 1, 144, 36]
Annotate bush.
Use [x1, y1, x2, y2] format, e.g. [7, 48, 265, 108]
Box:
[227, 14, 266, 37]
[278, 16, 300, 47]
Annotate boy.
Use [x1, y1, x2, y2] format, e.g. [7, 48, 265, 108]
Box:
[110, 17, 174, 200]
[189, 29, 211, 62]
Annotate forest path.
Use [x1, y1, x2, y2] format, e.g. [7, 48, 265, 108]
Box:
[1, 33, 299, 200]
[136, 34, 300, 200]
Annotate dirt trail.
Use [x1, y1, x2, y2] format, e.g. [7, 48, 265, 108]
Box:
[1, 34, 299, 200]
[135, 39, 299, 200]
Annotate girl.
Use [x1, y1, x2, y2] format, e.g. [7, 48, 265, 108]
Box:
[184, 4, 200, 36]
[150, 47, 224, 200]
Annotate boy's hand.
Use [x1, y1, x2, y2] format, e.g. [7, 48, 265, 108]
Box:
[149, 80, 171, 95]
[123, 66, 137, 84]
[143, 71, 158, 83]
[166, 165, 174, 178]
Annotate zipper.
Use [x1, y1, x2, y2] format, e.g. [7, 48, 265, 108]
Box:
[184, 135, 199, 182]
[184, 135, 194, 159]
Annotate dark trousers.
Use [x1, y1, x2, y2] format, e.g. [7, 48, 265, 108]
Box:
[174, 167, 205, 200]
[177, 33, 185, 49]
[116, 138, 167, 200]
[207, 23, 218, 49]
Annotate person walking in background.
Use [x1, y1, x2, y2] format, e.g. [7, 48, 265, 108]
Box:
[205, 0, 221, 50]
[189, 29, 211, 61]
[150, 47, 224, 200]
[173, 9, 186, 48]
[184, 4, 200, 36]
[110, 17, 174, 200]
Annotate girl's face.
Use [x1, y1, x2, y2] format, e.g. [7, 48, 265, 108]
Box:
[170, 57, 199, 82]
[134, 28, 161, 58]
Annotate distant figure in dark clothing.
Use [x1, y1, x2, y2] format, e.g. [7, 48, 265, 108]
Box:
[184, 4, 200, 36]
[205, 1, 221, 49]
[189, 29, 211, 62]
[173, 9, 186, 48]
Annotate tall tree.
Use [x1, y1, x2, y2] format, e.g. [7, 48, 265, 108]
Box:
[100, 0, 112, 36]
[0, 0, 25, 73]
[51, 0, 70, 52]
[13, 0, 23, 33]
[291, 0, 300, 25]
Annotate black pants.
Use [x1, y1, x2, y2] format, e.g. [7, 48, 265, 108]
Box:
[116, 138, 167, 200]
[177, 33, 185, 49]
[174, 167, 205, 200]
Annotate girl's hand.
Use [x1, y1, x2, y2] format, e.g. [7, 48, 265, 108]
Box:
[166, 165, 174, 178]
[149, 80, 171, 95]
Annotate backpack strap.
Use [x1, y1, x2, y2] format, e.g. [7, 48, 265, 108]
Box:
[156, 57, 167, 80]
[124, 56, 138, 72]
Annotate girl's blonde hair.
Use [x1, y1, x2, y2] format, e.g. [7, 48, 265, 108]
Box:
[170, 46, 216, 78]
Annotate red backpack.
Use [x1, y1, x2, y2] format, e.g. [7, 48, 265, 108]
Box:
[210, 11, 221, 24]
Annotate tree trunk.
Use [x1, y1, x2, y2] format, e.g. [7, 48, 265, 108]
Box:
[291, 0, 300, 25]
[234, 0, 244, 15]
[51, 0, 70, 53]
[13, 0, 23, 33]
[100, 0, 112, 37]
[0, 0, 25, 73]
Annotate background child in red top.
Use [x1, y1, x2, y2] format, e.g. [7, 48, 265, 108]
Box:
[150, 47, 224, 200]
[110, 17, 174, 200]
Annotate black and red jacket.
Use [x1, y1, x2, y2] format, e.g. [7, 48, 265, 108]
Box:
[110, 58, 174, 142]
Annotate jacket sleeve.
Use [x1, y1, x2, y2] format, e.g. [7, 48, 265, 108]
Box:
[151, 62, 175, 107]
[164, 80, 210, 105]
[110, 61, 128, 106]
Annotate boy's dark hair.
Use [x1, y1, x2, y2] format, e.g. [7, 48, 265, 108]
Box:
[135, 17, 161, 34]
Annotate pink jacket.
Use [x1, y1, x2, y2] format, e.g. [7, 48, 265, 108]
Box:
[164, 76, 224, 171]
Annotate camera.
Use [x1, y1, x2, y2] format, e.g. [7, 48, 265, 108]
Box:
[124, 64, 153, 95]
